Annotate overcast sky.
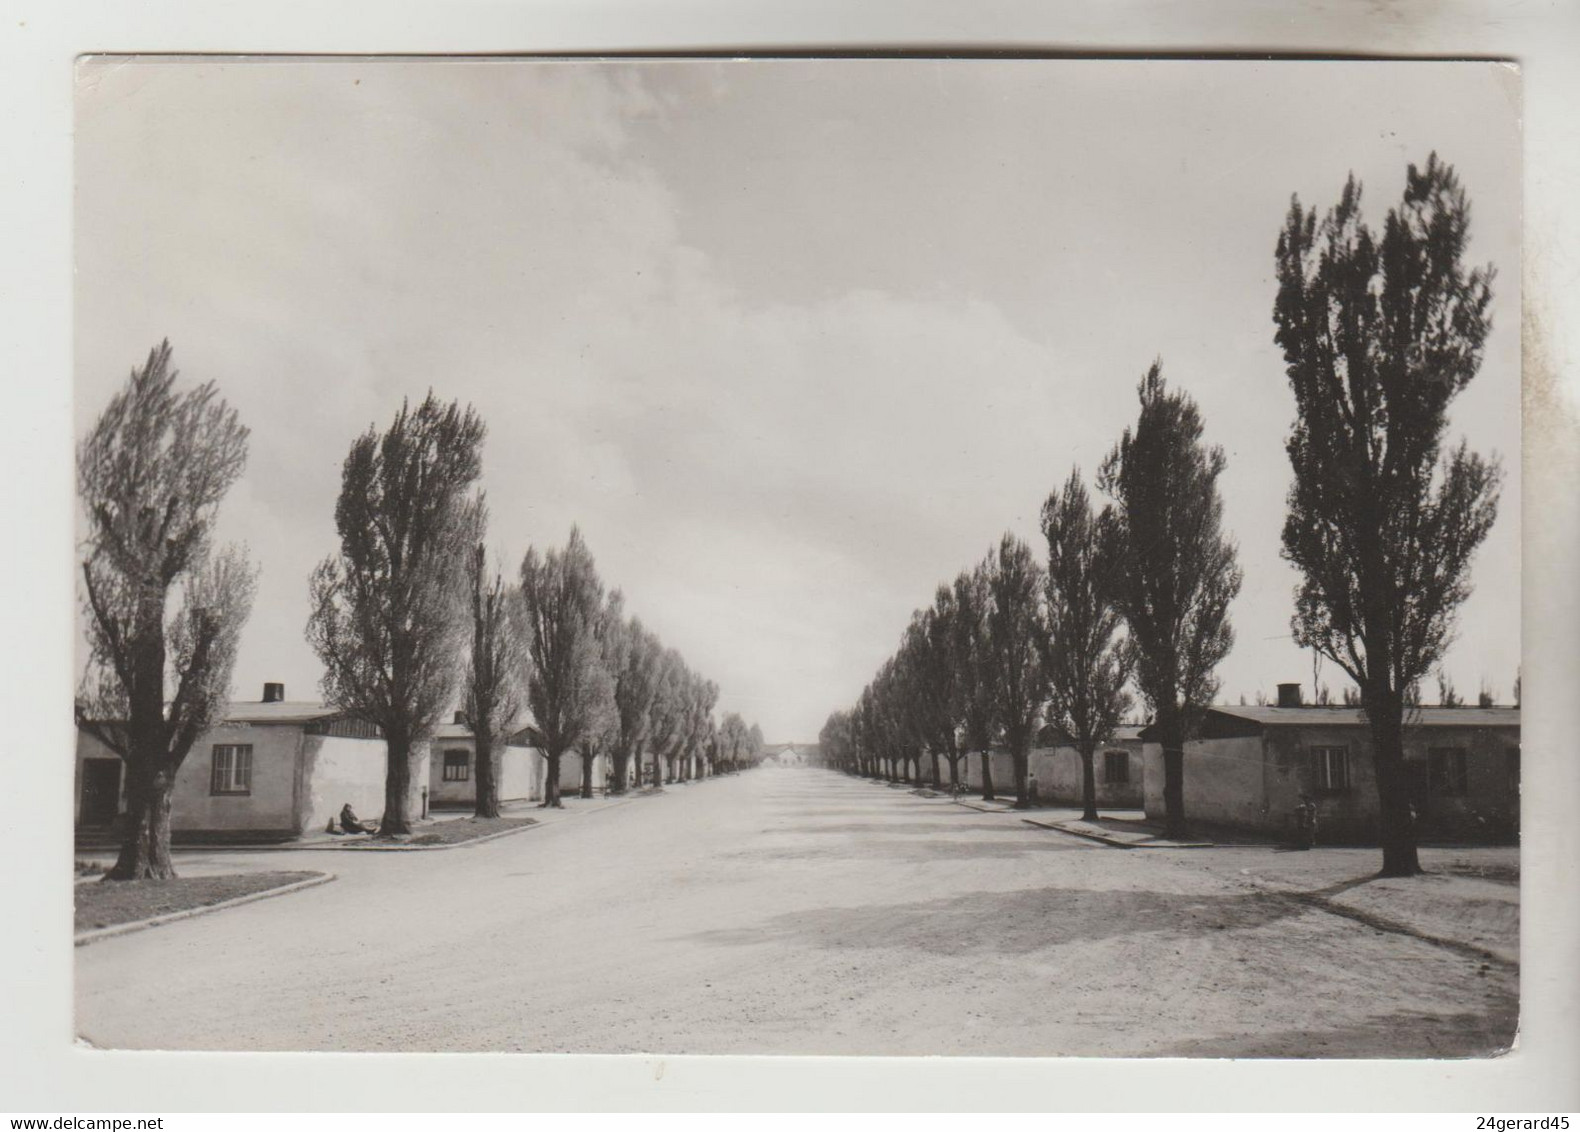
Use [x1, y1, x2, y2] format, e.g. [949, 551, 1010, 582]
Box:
[74, 58, 1520, 742]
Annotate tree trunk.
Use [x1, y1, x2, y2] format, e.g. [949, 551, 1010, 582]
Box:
[1154, 704, 1187, 838]
[380, 732, 414, 836]
[610, 751, 629, 795]
[473, 729, 501, 819]
[980, 750, 995, 801]
[107, 760, 176, 880]
[579, 751, 596, 798]
[1162, 743, 1186, 839]
[948, 753, 961, 790]
[541, 750, 564, 808]
[931, 750, 942, 790]
[1080, 744, 1098, 822]
[1368, 688, 1422, 876]
[109, 592, 178, 879]
[1012, 746, 1030, 808]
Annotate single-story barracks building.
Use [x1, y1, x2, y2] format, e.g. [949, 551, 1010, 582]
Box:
[75, 683, 420, 842]
[1138, 687, 1520, 844]
[955, 726, 1146, 809]
[427, 714, 548, 810]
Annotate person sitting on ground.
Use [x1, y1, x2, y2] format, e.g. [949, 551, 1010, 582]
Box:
[340, 803, 377, 835]
[1293, 793, 1317, 850]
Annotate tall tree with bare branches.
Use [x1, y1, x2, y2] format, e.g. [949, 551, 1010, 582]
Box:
[642, 650, 686, 788]
[308, 393, 483, 836]
[576, 591, 624, 798]
[953, 565, 997, 801]
[76, 341, 256, 879]
[681, 674, 719, 780]
[984, 534, 1048, 809]
[717, 712, 751, 774]
[819, 709, 855, 774]
[606, 603, 661, 795]
[464, 526, 529, 819]
[1273, 154, 1502, 876]
[517, 527, 616, 808]
[920, 585, 968, 791]
[1099, 362, 1242, 838]
[1041, 469, 1133, 821]
[900, 613, 943, 789]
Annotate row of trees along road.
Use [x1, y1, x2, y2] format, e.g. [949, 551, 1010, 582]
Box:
[79, 376, 764, 877]
[819, 362, 1240, 838]
[821, 154, 1502, 877]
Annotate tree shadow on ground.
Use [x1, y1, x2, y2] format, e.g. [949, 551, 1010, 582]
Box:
[1147, 1007, 1518, 1059]
[763, 821, 1030, 836]
[1436, 860, 1520, 885]
[761, 805, 944, 819]
[682, 884, 1307, 955]
[723, 836, 1092, 864]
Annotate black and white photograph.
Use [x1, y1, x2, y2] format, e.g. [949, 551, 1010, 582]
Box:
[64, 55, 1528, 1061]
[57, 53, 1543, 1070]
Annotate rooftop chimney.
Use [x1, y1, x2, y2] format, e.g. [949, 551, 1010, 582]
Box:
[1276, 682, 1302, 708]
[263, 682, 285, 703]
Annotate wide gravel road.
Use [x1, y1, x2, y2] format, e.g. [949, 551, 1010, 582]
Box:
[76, 769, 1515, 1055]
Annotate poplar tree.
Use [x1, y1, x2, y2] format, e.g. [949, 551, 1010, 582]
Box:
[1273, 154, 1501, 876]
[984, 535, 1048, 809]
[953, 565, 997, 801]
[464, 532, 529, 819]
[921, 586, 968, 790]
[607, 607, 661, 795]
[1041, 469, 1133, 821]
[1099, 362, 1242, 838]
[77, 341, 256, 879]
[517, 527, 616, 808]
[308, 393, 483, 836]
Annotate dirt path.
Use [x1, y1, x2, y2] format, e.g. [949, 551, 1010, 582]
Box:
[75, 770, 1516, 1056]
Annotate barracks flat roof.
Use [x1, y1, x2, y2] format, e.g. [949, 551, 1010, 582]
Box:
[1137, 703, 1520, 741]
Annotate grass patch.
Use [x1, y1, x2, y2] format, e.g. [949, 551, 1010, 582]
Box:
[75, 871, 320, 933]
[344, 815, 537, 848]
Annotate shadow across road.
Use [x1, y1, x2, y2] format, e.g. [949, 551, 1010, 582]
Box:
[722, 836, 1092, 864]
[1151, 1008, 1517, 1059]
[764, 821, 1033, 836]
[681, 884, 1309, 955]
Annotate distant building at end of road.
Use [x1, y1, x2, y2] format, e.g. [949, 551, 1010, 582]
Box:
[763, 744, 813, 767]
